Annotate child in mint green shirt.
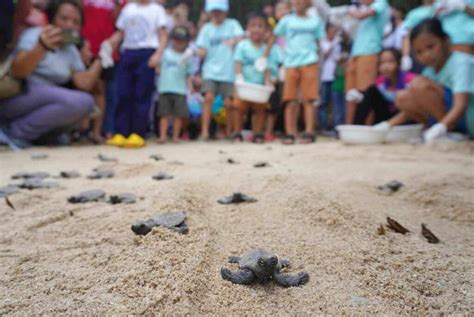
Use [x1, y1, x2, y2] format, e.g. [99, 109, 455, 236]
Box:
[385, 18, 474, 143]
[401, 0, 435, 72]
[196, 1, 244, 140]
[434, 0, 474, 53]
[345, 0, 390, 124]
[233, 12, 279, 143]
[157, 27, 194, 144]
[273, 0, 324, 144]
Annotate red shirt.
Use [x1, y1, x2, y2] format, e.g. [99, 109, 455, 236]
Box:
[81, 0, 125, 58]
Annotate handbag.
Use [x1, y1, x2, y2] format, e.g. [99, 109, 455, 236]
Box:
[0, 55, 22, 100]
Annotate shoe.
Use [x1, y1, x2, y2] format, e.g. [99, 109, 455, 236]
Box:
[106, 134, 126, 147]
[123, 133, 145, 148]
[0, 127, 31, 151]
[265, 133, 275, 142]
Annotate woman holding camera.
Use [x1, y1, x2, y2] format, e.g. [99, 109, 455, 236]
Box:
[0, 0, 101, 149]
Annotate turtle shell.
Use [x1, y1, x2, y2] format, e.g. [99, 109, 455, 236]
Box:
[152, 211, 186, 228]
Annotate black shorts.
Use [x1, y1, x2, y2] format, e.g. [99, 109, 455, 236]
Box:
[157, 93, 189, 118]
[268, 82, 283, 114]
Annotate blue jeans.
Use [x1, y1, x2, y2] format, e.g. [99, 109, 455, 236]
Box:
[318, 81, 333, 130]
[331, 91, 345, 128]
[115, 49, 155, 137]
[102, 77, 117, 135]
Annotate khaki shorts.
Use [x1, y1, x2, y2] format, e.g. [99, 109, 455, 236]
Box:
[201, 80, 234, 99]
[345, 54, 378, 92]
[282, 63, 320, 103]
[234, 98, 269, 113]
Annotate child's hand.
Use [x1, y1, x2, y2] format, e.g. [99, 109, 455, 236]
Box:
[148, 52, 161, 69]
[265, 79, 274, 87]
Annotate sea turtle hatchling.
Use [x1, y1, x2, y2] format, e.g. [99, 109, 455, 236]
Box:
[59, 171, 81, 179]
[218, 193, 257, 204]
[221, 248, 309, 287]
[11, 172, 50, 180]
[68, 189, 106, 203]
[0, 185, 19, 198]
[18, 178, 59, 190]
[152, 172, 174, 181]
[97, 153, 118, 162]
[87, 169, 114, 179]
[108, 193, 136, 205]
[131, 211, 188, 235]
[377, 180, 404, 194]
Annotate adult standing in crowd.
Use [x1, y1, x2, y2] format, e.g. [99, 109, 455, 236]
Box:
[0, 0, 101, 150]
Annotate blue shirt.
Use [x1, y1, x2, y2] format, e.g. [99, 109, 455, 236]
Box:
[422, 52, 474, 137]
[436, 0, 474, 45]
[16, 27, 85, 86]
[234, 39, 280, 85]
[196, 19, 244, 83]
[351, 0, 390, 57]
[403, 5, 434, 30]
[158, 48, 193, 95]
[273, 13, 324, 68]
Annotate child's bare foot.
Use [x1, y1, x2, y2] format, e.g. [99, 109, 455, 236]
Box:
[172, 138, 180, 144]
[157, 138, 166, 144]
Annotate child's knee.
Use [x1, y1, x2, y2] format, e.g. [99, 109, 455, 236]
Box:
[204, 93, 215, 104]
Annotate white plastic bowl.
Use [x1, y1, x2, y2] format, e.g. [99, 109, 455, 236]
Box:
[235, 81, 274, 103]
[385, 124, 423, 143]
[336, 125, 386, 145]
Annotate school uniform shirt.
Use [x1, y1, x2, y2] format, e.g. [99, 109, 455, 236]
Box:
[116, 2, 167, 50]
[435, 0, 474, 45]
[16, 27, 85, 86]
[402, 5, 434, 31]
[196, 19, 245, 83]
[234, 39, 279, 85]
[158, 48, 193, 95]
[422, 52, 474, 136]
[351, 0, 390, 57]
[320, 37, 341, 82]
[273, 13, 325, 68]
[82, 0, 126, 57]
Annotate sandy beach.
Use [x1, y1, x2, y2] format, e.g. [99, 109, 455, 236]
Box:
[0, 139, 473, 315]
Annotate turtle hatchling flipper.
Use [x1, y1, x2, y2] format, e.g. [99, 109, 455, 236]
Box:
[228, 256, 241, 263]
[171, 222, 189, 235]
[273, 271, 309, 287]
[221, 268, 255, 285]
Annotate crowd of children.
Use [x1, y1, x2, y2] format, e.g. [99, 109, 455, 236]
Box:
[0, 0, 473, 150]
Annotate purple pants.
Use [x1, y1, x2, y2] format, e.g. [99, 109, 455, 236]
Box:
[115, 49, 156, 137]
[0, 84, 94, 141]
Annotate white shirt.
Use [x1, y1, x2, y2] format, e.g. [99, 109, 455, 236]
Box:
[116, 2, 167, 50]
[320, 37, 341, 82]
[383, 23, 406, 50]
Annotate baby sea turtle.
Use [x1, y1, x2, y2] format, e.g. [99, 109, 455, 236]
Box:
[11, 172, 49, 180]
[152, 172, 174, 181]
[131, 211, 188, 235]
[218, 193, 257, 204]
[97, 153, 118, 162]
[31, 153, 48, 160]
[378, 180, 404, 194]
[108, 193, 136, 205]
[254, 162, 269, 168]
[0, 185, 19, 198]
[59, 171, 81, 179]
[221, 248, 309, 287]
[87, 169, 114, 179]
[68, 189, 106, 203]
[227, 158, 238, 164]
[150, 154, 164, 161]
[18, 178, 59, 190]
